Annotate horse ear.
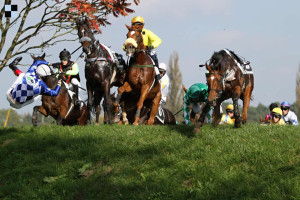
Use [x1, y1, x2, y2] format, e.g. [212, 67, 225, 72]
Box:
[31, 54, 36, 60]
[206, 62, 212, 72]
[182, 84, 188, 93]
[125, 24, 131, 30]
[41, 53, 46, 60]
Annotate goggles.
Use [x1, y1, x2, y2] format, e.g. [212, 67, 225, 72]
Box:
[226, 109, 233, 114]
[272, 113, 281, 119]
[60, 57, 68, 61]
[281, 106, 289, 111]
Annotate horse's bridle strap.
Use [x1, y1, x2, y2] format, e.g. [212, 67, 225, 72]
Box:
[132, 64, 153, 68]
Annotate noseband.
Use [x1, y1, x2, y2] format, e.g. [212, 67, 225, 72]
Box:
[207, 72, 225, 95]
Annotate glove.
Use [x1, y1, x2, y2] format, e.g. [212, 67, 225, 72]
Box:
[57, 80, 62, 87]
[51, 62, 60, 68]
[147, 46, 154, 51]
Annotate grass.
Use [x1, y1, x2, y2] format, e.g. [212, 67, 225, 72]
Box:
[0, 124, 299, 200]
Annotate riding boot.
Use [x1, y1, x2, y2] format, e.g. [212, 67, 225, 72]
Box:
[72, 85, 81, 108]
[9, 57, 22, 71]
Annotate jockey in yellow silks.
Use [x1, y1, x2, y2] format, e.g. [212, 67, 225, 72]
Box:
[125, 16, 162, 81]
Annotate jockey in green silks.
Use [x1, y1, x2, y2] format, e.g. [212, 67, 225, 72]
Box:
[183, 83, 213, 125]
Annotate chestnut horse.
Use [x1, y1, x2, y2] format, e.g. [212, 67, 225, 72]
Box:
[76, 18, 126, 125]
[114, 25, 161, 125]
[195, 49, 254, 133]
[31, 54, 88, 126]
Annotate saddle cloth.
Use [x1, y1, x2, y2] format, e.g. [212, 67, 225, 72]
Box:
[223, 49, 253, 75]
[155, 106, 165, 124]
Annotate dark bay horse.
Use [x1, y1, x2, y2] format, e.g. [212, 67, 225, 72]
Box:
[114, 25, 161, 125]
[76, 18, 126, 125]
[195, 49, 254, 133]
[31, 54, 88, 126]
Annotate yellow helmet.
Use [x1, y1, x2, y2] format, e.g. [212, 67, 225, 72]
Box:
[272, 107, 282, 116]
[226, 104, 234, 111]
[131, 16, 144, 24]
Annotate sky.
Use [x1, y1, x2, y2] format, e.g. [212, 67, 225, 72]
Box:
[1, 0, 300, 115]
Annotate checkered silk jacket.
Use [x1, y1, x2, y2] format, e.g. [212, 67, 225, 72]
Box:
[11, 60, 61, 103]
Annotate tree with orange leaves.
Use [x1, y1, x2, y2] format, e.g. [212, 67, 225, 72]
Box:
[0, 0, 141, 71]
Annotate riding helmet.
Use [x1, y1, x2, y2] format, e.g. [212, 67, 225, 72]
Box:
[159, 63, 167, 71]
[59, 49, 71, 60]
[36, 64, 51, 77]
[280, 101, 291, 110]
[131, 16, 144, 25]
[226, 104, 234, 112]
[271, 107, 283, 119]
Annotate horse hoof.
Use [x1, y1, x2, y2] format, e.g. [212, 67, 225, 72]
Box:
[95, 123, 99, 126]
[133, 122, 139, 126]
[193, 128, 201, 134]
[124, 120, 129, 125]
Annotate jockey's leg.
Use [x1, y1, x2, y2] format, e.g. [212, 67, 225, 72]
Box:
[70, 78, 81, 107]
[149, 51, 160, 81]
[9, 57, 23, 76]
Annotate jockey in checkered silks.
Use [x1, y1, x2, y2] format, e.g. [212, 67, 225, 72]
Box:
[6, 57, 62, 109]
[52, 49, 81, 107]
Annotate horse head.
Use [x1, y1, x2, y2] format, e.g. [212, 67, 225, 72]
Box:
[76, 18, 96, 56]
[205, 59, 224, 107]
[31, 53, 56, 86]
[124, 25, 145, 57]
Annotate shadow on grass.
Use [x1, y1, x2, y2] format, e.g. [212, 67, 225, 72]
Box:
[166, 125, 196, 138]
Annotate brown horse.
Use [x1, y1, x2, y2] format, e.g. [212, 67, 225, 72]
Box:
[114, 25, 161, 125]
[76, 18, 126, 125]
[31, 54, 88, 126]
[195, 49, 254, 133]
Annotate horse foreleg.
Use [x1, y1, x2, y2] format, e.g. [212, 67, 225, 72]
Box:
[103, 84, 113, 125]
[122, 112, 129, 125]
[32, 105, 48, 127]
[194, 101, 211, 133]
[232, 86, 242, 128]
[148, 91, 161, 125]
[212, 102, 222, 126]
[94, 91, 103, 125]
[114, 82, 132, 107]
[86, 83, 93, 124]
[133, 85, 149, 126]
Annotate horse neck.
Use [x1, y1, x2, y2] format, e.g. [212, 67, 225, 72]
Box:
[43, 75, 58, 89]
[135, 51, 152, 65]
[87, 40, 107, 59]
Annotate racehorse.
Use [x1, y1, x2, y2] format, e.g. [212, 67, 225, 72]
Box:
[113, 24, 161, 125]
[76, 18, 126, 125]
[31, 54, 88, 126]
[110, 92, 176, 125]
[195, 49, 254, 133]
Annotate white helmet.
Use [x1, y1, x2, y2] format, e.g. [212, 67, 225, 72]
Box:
[36, 64, 51, 77]
[159, 63, 167, 71]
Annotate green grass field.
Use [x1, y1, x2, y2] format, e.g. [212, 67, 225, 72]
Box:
[0, 124, 299, 200]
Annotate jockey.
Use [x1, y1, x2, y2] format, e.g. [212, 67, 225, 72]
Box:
[128, 16, 162, 80]
[270, 107, 286, 125]
[159, 63, 170, 105]
[220, 104, 235, 124]
[183, 83, 212, 125]
[264, 102, 278, 124]
[53, 49, 81, 106]
[280, 101, 298, 125]
[6, 57, 62, 109]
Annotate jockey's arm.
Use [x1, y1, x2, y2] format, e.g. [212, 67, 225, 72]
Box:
[40, 80, 61, 96]
[146, 29, 161, 49]
[183, 95, 191, 125]
[65, 63, 79, 76]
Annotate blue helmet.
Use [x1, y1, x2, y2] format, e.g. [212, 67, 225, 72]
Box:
[281, 101, 291, 109]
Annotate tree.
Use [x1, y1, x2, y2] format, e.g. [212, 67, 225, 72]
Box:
[166, 51, 184, 122]
[0, 0, 141, 71]
[294, 64, 300, 117]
